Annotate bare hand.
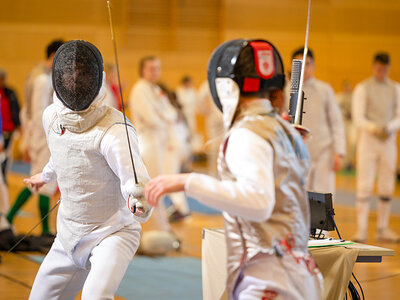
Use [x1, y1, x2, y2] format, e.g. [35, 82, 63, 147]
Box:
[333, 154, 344, 172]
[144, 174, 190, 207]
[23, 173, 45, 192]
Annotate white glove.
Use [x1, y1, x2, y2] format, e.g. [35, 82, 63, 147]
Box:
[127, 182, 152, 222]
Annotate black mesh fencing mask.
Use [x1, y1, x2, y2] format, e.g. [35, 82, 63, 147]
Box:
[52, 40, 103, 111]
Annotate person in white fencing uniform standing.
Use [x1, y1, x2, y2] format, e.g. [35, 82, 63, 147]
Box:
[352, 52, 400, 243]
[25, 40, 152, 299]
[291, 48, 346, 196]
[128, 56, 177, 232]
[144, 39, 323, 300]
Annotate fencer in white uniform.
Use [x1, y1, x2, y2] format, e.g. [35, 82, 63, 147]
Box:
[145, 39, 323, 300]
[352, 52, 400, 243]
[128, 56, 177, 232]
[290, 48, 346, 196]
[25, 40, 152, 300]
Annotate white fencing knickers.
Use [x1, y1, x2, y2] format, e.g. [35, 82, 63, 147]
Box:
[356, 130, 397, 199]
[29, 226, 140, 300]
[233, 252, 324, 300]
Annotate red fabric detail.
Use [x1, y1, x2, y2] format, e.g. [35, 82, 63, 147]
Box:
[111, 84, 122, 111]
[262, 290, 278, 300]
[243, 77, 260, 92]
[222, 136, 229, 157]
[281, 112, 290, 121]
[0, 88, 15, 131]
[249, 41, 275, 80]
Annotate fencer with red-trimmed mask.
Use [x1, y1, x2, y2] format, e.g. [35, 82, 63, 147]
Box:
[144, 39, 323, 300]
[25, 40, 152, 299]
[352, 52, 400, 243]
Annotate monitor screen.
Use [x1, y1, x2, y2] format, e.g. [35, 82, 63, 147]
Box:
[307, 191, 335, 231]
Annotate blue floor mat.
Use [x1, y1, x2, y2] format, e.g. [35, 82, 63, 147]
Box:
[164, 196, 221, 215]
[28, 255, 202, 300]
[10, 161, 30, 176]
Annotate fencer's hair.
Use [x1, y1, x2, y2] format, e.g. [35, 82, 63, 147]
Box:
[292, 47, 314, 61]
[46, 39, 64, 59]
[139, 55, 158, 77]
[0, 68, 6, 78]
[374, 52, 390, 65]
[181, 75, 192, 85]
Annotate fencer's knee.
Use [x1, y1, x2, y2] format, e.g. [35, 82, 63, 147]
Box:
[379, 196, 391, 202]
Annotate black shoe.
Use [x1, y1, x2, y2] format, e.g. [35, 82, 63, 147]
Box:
[168, 210, 190, 223]
[37, 233, 55, 249]
[0, 228, 15, 250]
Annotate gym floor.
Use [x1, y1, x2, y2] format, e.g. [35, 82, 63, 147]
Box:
[1, 170, 399, 299]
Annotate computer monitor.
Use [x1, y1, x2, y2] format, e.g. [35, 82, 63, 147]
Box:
[307, 191, 335, 232]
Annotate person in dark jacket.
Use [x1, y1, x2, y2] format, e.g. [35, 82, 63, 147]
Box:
[0, 68, 20, 184]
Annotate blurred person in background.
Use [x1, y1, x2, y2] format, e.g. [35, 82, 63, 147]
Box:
[7, 39, 64, 244]
[104, 62, 122, 111]
[289, 47, 345, 197]
[176, 75, 202, 155]
[336, 80, 356, 170]
[352, 52, 400, 243]
[0, 99, 13, 250]
[129, 56, 175, 232]
[159, 83, 191, 221]
[0, 68, 21, 184]
[198, 80, 224, 175]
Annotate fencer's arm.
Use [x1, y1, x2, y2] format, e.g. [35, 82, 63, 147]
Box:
[326, 86, 346, 156]
[24, 157, 55, 192]
[185, 128, 275, 222]
[100, 124, 152, 222]
[352, 84, 377, 131]
[41, 156, 57, 183]
[386, 84, 400, 133]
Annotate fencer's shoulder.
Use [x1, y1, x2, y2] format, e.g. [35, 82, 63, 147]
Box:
[313, 78, 334, 92]
[100, 108, 136, 135]
[386, 78, 399, 88]
[352, 80, 368, 95]
[131, 79, 151, 93]
[129, 79, 150, 103]
[33, 71, 50, 87]
[43, 103, 57, 119]
[42, 103, 57, 131]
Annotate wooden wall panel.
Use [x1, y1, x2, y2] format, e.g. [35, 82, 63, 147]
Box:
[0, 0, 399, 103]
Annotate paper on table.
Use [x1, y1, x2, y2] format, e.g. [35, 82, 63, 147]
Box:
[308, 239, 354, 248]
